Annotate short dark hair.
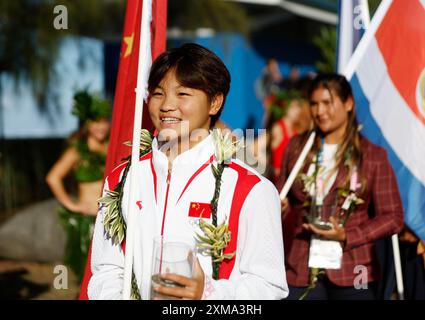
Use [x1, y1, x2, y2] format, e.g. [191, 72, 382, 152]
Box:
[148, 43, 231, 127]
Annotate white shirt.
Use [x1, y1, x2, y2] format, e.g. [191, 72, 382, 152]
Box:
[306, 143, 339, 198]
[88, 134, 288, 300]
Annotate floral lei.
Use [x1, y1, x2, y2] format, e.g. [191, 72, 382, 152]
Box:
[195, 129, 244, 280]
[297, 140, 364, 300]
[98, 128, 243, 298]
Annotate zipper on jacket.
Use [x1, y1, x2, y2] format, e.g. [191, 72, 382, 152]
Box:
[160, 169, 172, 236]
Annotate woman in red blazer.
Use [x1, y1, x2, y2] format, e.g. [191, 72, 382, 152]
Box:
[277, 73, 404, 300]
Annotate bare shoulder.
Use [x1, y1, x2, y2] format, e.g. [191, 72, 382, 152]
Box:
[46, 146, 80, 179]
[62, 146, 80, 161]
[55, 146, 80, 168]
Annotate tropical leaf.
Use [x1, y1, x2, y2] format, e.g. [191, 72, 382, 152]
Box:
[123, 129, 154, 155]
[196, 217, 234, 267]
[313, 26, 337, 73]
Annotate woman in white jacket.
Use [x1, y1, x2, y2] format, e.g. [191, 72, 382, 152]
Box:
[87, 43, 288, 300]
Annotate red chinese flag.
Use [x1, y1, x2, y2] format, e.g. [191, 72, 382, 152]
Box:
[188, 202, 212, 219]
[78, 0, 167, 300]
[105, 0, 167, 176]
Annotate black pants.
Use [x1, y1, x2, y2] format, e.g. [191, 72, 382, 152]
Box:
[400, 242, 425, 300]
[286, 277, 377, 300]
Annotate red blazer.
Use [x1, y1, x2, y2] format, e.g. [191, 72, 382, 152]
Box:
[276, 133, 404, 287]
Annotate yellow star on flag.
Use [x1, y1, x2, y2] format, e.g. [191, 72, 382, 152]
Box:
[123, 33, 134, 58]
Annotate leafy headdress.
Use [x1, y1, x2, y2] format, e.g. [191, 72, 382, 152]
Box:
[72, 90, 111, 123]
[268, 89, 303, 121]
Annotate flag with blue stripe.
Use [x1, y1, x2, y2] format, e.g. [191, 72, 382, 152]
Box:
[345, 0, 425, 241]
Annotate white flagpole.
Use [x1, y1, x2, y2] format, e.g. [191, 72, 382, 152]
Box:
[280, 131, 316, 200]
[122, 0, 153, 300]
[337, 0, 354, 73]
[391, 234, 404, 300]
[337, 0, 371, 74]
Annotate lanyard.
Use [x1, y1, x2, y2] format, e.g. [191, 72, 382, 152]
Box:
[315, 136, 325, 205]
[317, 136, 325, 166]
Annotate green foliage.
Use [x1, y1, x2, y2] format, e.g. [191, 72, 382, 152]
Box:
[72, 90, 111, 123]
[0, 0, 249, 110]
[369, 0, 383, 16]
[311, 0, 383, 73]
[312, 26, 337, 73]
[0, 0, 125, 109]
[268, 89, 303, 121]
[1, 0, 60, 104]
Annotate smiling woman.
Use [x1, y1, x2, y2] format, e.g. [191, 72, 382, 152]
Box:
[147, 43, 230, 155]
[277, 73, 404, 300]
[87, 43, 289, 300]
[148, 69, 216, 142]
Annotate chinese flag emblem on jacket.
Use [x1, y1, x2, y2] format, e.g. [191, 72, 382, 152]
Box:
[188, 202, 212, 219]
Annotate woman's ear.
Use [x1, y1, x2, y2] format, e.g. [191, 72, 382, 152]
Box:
[345, 96, 354, 112]
[209, 94, 224, 116]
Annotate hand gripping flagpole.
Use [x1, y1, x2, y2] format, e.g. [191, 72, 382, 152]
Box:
[280, 131, 316, 200]
[123, 0, 153, 300]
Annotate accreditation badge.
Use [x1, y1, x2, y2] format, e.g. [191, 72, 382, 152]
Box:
[308, 235, 342, 269]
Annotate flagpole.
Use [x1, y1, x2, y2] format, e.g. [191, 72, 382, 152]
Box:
[391, 234, 404, 300]
[123, 0, 153, 300]
[280, 131, 316, 200]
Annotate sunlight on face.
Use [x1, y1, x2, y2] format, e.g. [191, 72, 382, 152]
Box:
[148, 69, 220, 144]
[309, 87, 352, 135]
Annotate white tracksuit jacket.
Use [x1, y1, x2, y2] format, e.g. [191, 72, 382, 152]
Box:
[88, 134, 288, 300]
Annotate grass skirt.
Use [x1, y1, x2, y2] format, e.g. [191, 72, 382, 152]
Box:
[58, 207, 95, 281]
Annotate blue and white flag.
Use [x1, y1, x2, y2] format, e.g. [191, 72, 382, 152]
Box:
[345, 0, 425, 241]
[336, 0, 370, 73]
